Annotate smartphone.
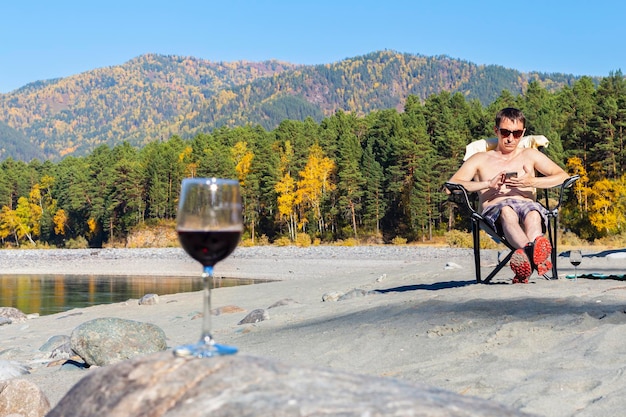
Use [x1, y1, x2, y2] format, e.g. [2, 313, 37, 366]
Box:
[505, 172, 517, 179]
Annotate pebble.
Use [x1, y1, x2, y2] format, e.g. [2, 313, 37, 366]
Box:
[138, 293, 159, 305]
[238, 309, 269, 325]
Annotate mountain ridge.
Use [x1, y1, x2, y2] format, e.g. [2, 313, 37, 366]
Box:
[0, 50, 584, 161]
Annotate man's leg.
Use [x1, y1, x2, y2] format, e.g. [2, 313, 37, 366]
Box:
[523, 210, 552, 275]
[498, 206, 531, 247]
[523, 211, 543, 243]
[498, 206, 533, 283]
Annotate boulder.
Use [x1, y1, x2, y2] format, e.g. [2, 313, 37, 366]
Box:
[0, 307, 27, 323]
[47, 352, 535, 417]
[70, 317, 167, 366]
[0, 378, 50, 417]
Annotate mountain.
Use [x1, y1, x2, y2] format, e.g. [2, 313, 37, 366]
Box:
[0, 50, 581, 161]
[0, 119, 45, 161]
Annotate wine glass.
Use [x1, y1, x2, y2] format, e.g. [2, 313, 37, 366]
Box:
[174, 177, 243, 357]
[570, 250, 582, 281]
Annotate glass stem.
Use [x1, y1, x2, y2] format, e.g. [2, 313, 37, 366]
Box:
[201, 265, 214, 345]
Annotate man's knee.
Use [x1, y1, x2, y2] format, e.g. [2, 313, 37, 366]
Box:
[525, 210, 542, 223]
[499, 206, 519, 223]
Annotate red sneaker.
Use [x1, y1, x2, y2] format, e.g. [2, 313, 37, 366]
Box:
[511, 248, 532, 284]
[533, 236, 552, 276]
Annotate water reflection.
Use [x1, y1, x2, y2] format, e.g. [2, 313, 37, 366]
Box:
[0, 274, 262, 316]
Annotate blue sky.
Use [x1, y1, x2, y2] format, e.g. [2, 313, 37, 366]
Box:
[1, 0, 625, 94]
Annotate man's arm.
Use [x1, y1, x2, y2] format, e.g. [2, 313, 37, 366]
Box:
[506, 149, 569, 189]
[448, 153, 505, 193]
[448, 155, 505, 193]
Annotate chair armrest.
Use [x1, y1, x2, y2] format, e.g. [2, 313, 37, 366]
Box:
[542, 175, 581, 214]
[444, 182, 479, 215]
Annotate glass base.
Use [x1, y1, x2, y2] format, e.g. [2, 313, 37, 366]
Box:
[173, 341, 238, 358]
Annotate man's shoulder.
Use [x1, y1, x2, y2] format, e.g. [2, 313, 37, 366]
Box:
[520, 147, 543, 155]
[468, 151, 493, 161]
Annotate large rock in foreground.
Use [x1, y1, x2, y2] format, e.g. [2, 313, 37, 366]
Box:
[47, 352, 535, 417]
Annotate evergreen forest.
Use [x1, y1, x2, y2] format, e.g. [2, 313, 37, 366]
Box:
[0, 74, 625, 248]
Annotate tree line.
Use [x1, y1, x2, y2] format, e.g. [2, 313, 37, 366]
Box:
[0, 73, 625, 248]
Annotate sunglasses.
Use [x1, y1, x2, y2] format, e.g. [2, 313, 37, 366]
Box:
[498, 128, 525, 139]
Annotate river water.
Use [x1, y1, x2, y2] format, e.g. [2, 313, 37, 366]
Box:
[0, 274, 263, 316]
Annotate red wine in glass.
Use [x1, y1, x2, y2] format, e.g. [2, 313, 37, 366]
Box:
[174, 178, 242, 358]
[178, 230, 241, 267]
[570, 250, 582, 281]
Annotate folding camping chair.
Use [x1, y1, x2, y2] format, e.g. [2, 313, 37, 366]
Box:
[444, 136, 580, 283]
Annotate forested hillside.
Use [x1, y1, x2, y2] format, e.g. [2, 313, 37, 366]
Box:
[1, 74, 625, 249]
[0, 121, 44, 161]
[0, 50, 581, 161]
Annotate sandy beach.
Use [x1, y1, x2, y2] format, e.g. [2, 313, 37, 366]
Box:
[3, 245, 626, 416]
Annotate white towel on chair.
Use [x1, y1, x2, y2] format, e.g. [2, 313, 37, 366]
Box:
[463, 135, 550, 160]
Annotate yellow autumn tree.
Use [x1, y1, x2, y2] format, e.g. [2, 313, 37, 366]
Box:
[0, 206, 20, 245]
[231, 141, 254, 186]
[588, 177, 626, 235]
[87, 218, 99, 239]
[232, 141, 256, 240]
[296, 144, 336, 234]
[179, 145, 197, 178]
[14, 196, 41, 245]
[275, 171, 297, 241]
[53, 209, 68, 235]
[566, 156, 590, 214]
[274, 141, 297, 241]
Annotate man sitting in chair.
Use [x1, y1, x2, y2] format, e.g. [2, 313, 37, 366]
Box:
[448, 107, 570, 283]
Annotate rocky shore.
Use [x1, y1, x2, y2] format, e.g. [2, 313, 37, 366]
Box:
[2, 246, 626, 416]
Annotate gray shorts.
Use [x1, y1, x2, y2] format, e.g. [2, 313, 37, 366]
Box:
[481, 199, 548, 234]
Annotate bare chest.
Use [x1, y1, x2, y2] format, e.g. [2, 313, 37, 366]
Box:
[477, 151, 530, 180]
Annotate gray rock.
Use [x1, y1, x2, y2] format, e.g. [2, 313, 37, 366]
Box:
[138, 293, 159, 305]
[0, 378, 50, 417]
[47, 352, 535, 417]
[0, 317, 11, 326]
[39, 335, 74, 360]
[39, 335, 71, 352]
[0, 307, 27, 323]
[237, 309, 269, 325]
[70, 317, 167, 366]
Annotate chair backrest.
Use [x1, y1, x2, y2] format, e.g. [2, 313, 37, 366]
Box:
[463, 135, 549, 161]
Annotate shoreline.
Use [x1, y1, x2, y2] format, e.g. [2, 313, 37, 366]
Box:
[3, 246, 626, 416]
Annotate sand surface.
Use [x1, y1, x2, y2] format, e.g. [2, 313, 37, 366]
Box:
[3, 245, 626, 416]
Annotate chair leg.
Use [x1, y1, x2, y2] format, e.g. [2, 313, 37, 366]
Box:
[550, 216, 558, 279]
[545, 214, 558, 280]
[483, 250, 514, 283]
[472, 220, 482, 283]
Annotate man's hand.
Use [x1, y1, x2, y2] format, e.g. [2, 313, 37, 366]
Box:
[504, 165, 533, 188]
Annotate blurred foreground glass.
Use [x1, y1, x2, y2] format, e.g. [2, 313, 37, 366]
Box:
[174, 177, 242, 357]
